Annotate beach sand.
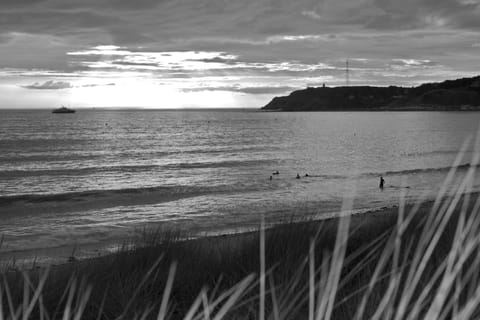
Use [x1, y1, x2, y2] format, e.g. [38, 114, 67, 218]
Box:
[1, 191, 477, 319]
[0, 196, 421, 270]
[2, 189, 475, 272]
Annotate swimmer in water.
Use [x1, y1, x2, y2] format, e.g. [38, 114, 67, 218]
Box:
[296, 173, 300, 179]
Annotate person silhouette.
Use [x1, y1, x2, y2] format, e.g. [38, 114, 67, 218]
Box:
[296, 173, 300, 179]
[379, 176, 385, 190]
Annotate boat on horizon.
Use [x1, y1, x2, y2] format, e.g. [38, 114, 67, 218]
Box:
[52, 106, 76, 114]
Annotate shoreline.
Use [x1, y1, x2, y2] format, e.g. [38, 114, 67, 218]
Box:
[61, 189, 479, 265]
[260, 107, 480, 112]
[2, 190, 478, 271]
[1, 191, 477, 319]
[0, 199, 419, 271]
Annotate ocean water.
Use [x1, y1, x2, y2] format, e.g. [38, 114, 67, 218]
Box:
[1, 109, 480, 262]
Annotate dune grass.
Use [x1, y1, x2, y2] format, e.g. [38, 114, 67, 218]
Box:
[3, 147, 480, 319]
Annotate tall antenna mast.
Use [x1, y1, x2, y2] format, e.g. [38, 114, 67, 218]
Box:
[346, 59, 350, 87]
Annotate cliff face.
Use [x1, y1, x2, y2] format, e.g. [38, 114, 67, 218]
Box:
[262, 76, 480, 111]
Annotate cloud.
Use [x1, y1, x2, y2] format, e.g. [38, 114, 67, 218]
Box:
[235, 86, 298, 94]
[21, 80, 115, 90]
[0, 0, 163, 11]
[1, 0, 480, 108]
[0, 34, 13, 43]
[366, 0, 480, 30]
[0, 11, 121, 36]
[391, 59, 438, 67]
[1, 0, 479, 51]
[183, 85, 297, 95]
[80, 82, 115, 88]
[0, 0, 333, 47]
[22, 80, 72, 90]
[266, 34, 337, 43]
[66, 46, 341, 76]
[68, 48, 244, 73]
[299, 0, 480, 31]
[0, 0, 47, 9]
[190, 56, 238, 64]
[86, 0, 165, 11]
[301, 10, 322, 20]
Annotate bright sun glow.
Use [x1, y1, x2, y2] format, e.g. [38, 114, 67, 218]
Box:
[70, 79, 239, 108]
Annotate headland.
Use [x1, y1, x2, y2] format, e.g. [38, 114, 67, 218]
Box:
[262, 76, 480, 111]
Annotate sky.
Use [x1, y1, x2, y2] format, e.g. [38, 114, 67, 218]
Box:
[1, 0, 480, 109]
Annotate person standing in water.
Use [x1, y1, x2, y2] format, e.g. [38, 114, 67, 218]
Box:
[379, 176, 385, 190]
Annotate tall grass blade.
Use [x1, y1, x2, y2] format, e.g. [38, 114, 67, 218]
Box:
[212, 274, 254, 320]
[308, 240, 315, 320]
[260, 215, 265, 320]
[157, 262, 177, 320]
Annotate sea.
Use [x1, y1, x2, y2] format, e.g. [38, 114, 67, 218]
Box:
[1, 109, 480, 264]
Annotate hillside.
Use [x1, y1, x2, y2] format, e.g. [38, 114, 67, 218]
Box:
[262, 76, 480, 111]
